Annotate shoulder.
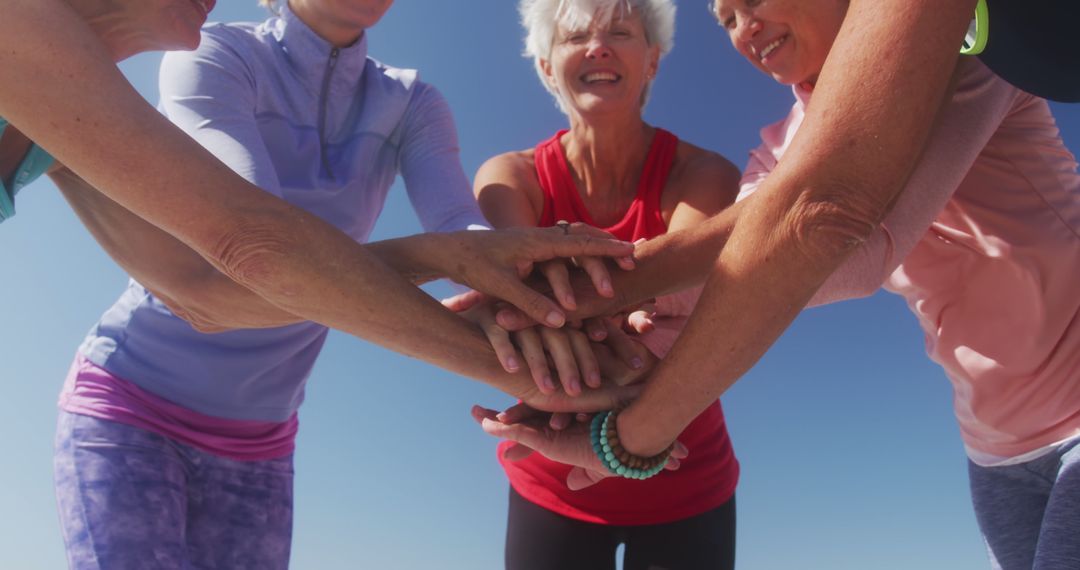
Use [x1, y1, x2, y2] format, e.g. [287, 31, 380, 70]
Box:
[367, 56, 423, 98]
[669, 138, 741, 198]
[475, 149, 538, 191]
[167, 21, 263, 63]
[160, 22, 264, 83]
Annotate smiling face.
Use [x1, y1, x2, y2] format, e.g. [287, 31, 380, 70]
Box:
[713, 0, 847, 87]
[540, 9, 660, 120]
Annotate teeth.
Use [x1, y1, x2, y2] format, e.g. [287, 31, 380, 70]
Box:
[759, 36, 785, 60]
[583, 72, 619, 83]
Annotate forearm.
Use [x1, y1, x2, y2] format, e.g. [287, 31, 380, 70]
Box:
[52, 167, 302, 331]
[566, 201, 743, 319]
[618, 0, 978, 455]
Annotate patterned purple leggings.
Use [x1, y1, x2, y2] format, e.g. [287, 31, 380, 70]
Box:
[53, 411, 294, 570]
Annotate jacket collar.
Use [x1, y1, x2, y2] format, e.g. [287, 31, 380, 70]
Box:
[271, 2, 368, 95]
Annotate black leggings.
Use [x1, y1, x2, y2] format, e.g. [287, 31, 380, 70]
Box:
[505, 488, 736, 570]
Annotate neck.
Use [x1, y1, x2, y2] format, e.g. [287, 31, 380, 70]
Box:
[68, 0, 153, 62]
[289, 0, 365, 48]
[561, 114, 653, 223]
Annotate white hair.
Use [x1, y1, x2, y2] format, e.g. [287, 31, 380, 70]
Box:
[519, 0, 677, 113]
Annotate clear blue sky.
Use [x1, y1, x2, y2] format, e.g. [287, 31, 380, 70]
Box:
[3, 2, 1078, 569]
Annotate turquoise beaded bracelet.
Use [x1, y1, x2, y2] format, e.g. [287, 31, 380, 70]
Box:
[589, 410, 670, 480]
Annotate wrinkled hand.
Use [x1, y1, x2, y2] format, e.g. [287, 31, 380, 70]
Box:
[472, 405, 687, 491]
[445, 293, 652, 396]
[443, 225, 634, 329]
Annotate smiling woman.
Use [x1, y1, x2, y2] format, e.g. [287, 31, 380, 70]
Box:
[471, 1, 743, 568]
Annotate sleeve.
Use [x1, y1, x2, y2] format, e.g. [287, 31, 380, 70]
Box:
[398, 83, 489, 233]
[158, 27, 283, 197]
[739, 58, 1021, 306]
[632, 287, 704, 358]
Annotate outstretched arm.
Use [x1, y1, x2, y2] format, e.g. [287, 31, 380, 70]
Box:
[0, 0, 632, 407]
[615, 0, 979, 455]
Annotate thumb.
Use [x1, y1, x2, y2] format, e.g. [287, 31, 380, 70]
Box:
[567, 467, 609, 491]
[502, 443, 535, 462]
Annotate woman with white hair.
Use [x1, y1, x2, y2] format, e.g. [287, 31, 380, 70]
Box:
[472, 1, 741, 567]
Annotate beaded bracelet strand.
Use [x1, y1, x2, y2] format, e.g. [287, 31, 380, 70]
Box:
[589, 409, 673, 480]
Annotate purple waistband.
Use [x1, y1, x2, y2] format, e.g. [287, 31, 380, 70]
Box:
[59, 355, 297, 461]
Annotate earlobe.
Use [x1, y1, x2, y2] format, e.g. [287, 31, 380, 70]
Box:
[540, 58, 558, 89]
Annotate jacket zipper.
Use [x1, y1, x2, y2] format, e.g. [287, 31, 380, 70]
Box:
[318, 47, 340, 178]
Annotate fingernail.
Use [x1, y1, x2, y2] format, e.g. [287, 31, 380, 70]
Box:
[546, 311, 565, 327]
[542, 376, 556, 391]
[563, 294, 576, 308]
[588, 372, 601, 387]
[567, 377, 580, 395]
[496, 412, 509, 423]
[601, 279, 612, 296]
[506, 356, 520, 372]
[631, 357, 643, 369]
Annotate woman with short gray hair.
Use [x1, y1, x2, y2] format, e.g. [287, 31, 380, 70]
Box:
[473, 0, 740, 568]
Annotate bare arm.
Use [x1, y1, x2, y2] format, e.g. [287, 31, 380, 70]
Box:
[616, 0, 979, 455]
[0, 0, 634, 408]
[51, 166, 300, 332]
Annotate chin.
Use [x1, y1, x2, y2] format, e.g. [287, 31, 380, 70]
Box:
[164, 22, 204, 51]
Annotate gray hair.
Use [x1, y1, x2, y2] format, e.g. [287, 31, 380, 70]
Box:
[519, 0, 676, 114]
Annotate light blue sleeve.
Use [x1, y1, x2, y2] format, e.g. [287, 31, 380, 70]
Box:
[397, 83, 489, 233]
[158, 26, 284, 198]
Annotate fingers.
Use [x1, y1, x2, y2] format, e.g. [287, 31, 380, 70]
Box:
[583, 317, 608, 341]
[603, 319, 645, 370]
[474, 305, 521, 373]
[547, 412, 573, 431]
[624, 307, 656, 334]
[539, 260, 576, 310]
[567, 467, 610, 491]
[540, 224, 635, 261]
[514, 328, 556, 394]
[538, 327, 581, 396]
[471, 405, 500, 424]
[664, 442, 689, 471]
[495, 306, 537, 331]
[496, 402, 544, 425]
[440, 290, 485, 313]
[479, 417, 545, 450]
[502, 443, 535, 462]
[575, 255, 614, 299]
[567, 328, 601, 389]
[489, 278, 567, 328]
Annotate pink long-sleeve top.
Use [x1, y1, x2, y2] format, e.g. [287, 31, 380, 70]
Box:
[737, 58, 1080, 463]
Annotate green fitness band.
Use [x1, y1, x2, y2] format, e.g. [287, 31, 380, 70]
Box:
[961, 0, 989, 55]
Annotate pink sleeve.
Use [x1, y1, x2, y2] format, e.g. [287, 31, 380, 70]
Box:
[740, 59, 1022, 306]
[635, 287, 703, 357]
[635, 316, 688, 359]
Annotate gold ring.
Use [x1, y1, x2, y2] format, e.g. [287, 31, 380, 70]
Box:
[555, 220, 570, 235]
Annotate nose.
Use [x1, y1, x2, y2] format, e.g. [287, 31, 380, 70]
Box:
[733, 13, 762, 45]
[585, 35, 612, 59]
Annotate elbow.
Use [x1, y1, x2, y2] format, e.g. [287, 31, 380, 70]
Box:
[206, 215, 304, 302]
[151, 289, 232, 334]
[785, 182, 890, 269]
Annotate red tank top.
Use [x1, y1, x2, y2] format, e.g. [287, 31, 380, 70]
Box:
[499, 129, 739, 525]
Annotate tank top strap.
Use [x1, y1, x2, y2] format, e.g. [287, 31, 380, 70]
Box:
[534, 130, 592, 227]
[629, 128, 678, 240]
